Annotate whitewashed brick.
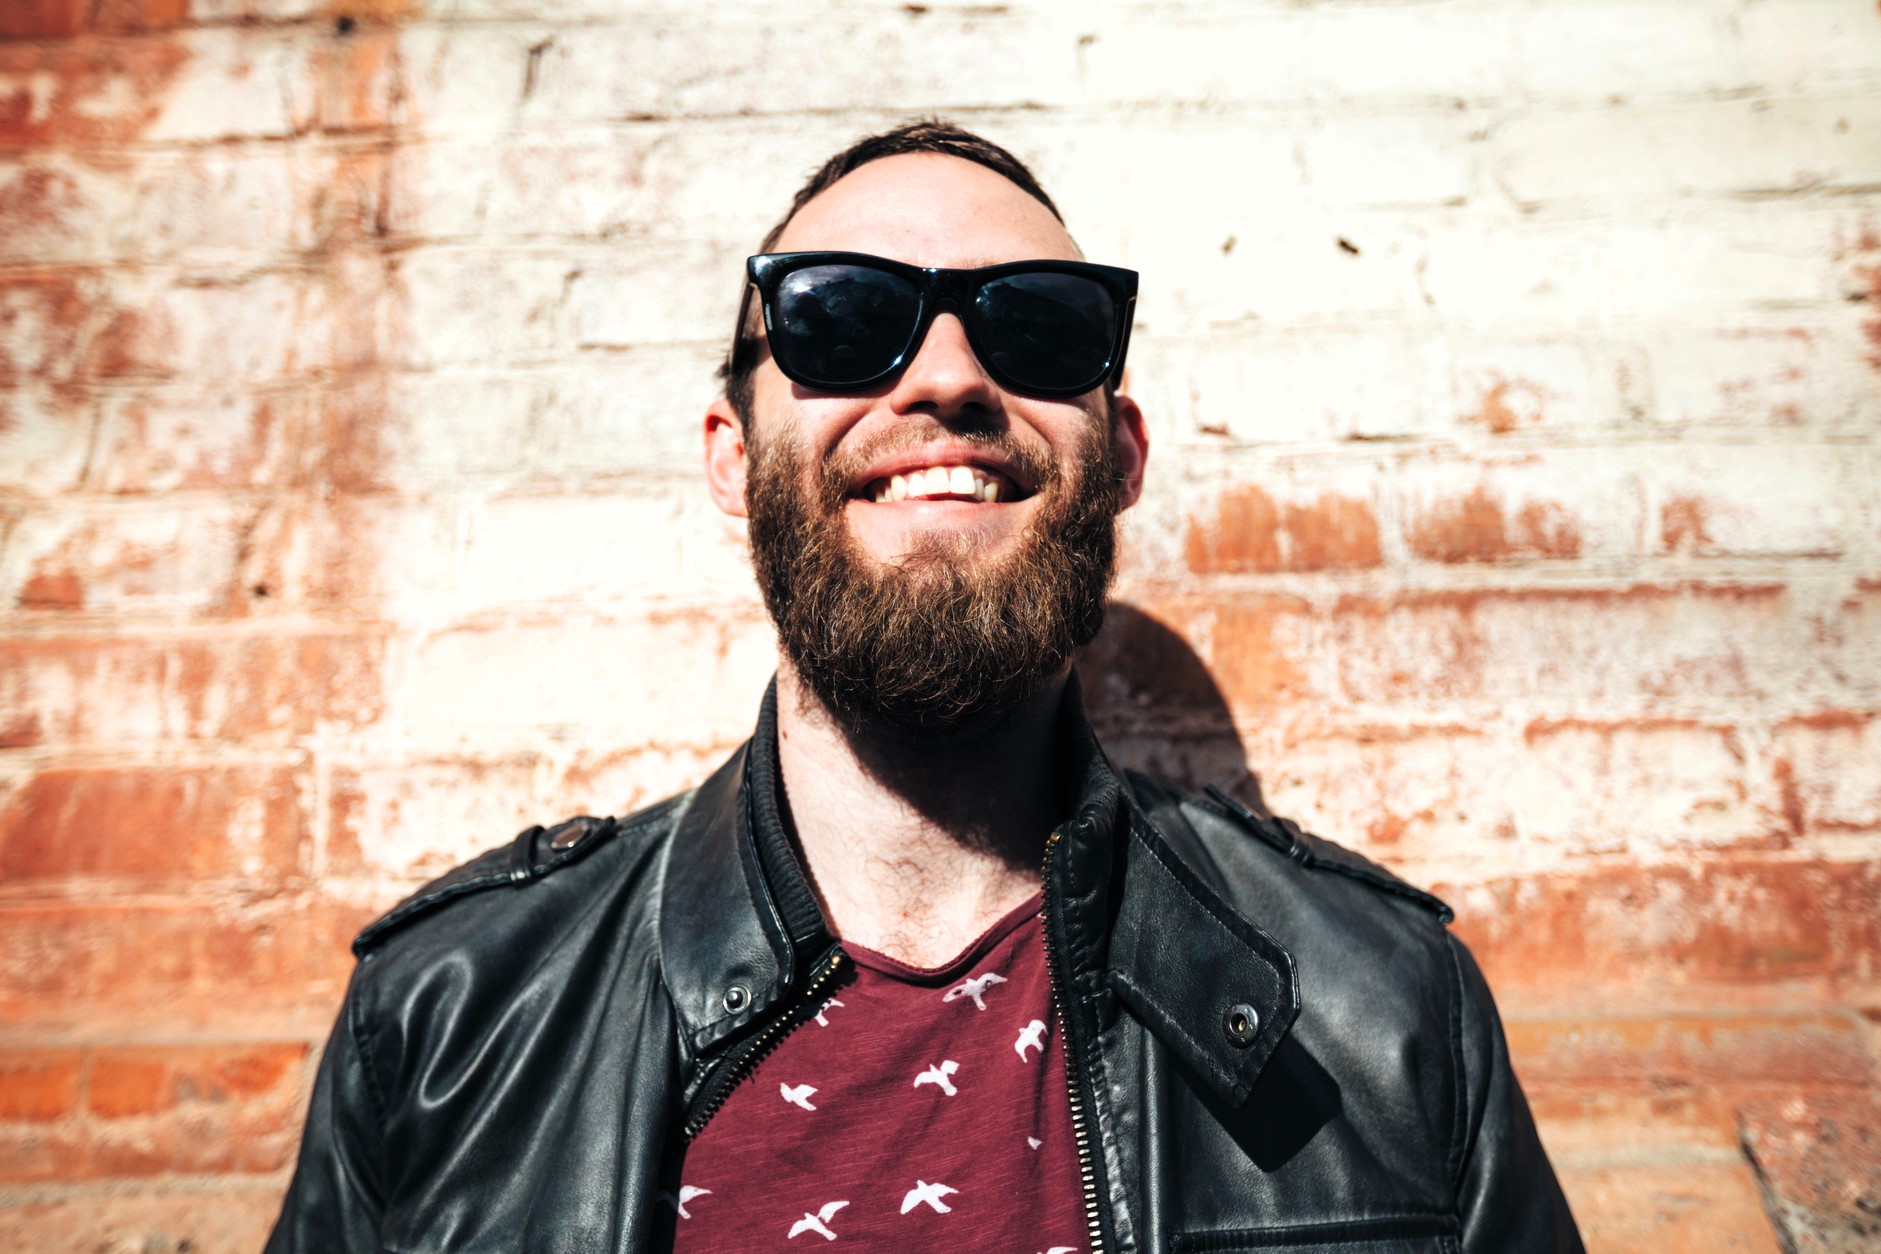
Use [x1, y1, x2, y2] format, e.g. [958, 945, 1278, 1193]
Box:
[1132, 328, 1450, 446]
[1301, 4, 1509, 104]
[116, 148, 312, 262]
[1644, 442, 1858, 558]
[565, 241, 745, 348]
[1497, 96, 1881, 206]
[1510, 1, 1743, 101]
[1642, 323, 1873, 431]
[0, 158, 118, 266]
[1390, 446, 1645, 564]
[0, 500, 250, 617]
[357, 490, 754, 620]
[1739, 0, 1881, 90]
[87, 387, 304, 493]
[370, 350, 723, 491]
[1299, 115, 1479, 208]
[393, 248, 578, 367]
[1510, 720, 1763, 852]
[146, 29, 321, 144]
[0, 387, 93, 496]
[387, 610, 776, 749]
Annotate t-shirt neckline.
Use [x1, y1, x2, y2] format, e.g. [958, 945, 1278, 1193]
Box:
[841, 890, 1044, 984]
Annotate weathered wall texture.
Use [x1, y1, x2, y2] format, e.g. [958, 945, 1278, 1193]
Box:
[1, 0, 1878, 1249]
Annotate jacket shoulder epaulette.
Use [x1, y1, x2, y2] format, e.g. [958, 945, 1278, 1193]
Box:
[1199, 784, 1453, 924]
[351, 812, 633, 957]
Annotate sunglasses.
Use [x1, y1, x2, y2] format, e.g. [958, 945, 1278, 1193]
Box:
[742, 251, 1138, 399]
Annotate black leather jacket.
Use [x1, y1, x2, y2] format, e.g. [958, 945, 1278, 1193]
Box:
[268, 684, 1581, 1253]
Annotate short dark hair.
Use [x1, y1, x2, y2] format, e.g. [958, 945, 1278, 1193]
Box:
[718, 119, 1065, 423]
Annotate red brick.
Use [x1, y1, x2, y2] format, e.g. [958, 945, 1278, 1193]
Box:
[1404, 483, 1585, 563]
[6, 499, 258, 617]
[1530, 1088, 1743, 1161]
[1144, 597, 1316, 713]
[328, 754, 543, 879]
[0, 765, 305, 881]
[0, 1188, 282, 1252]
[0, 631, 386, 747]
[0, 40, 188, 149]
[0, 897, 373, 1029]
[1506, 1011, 1869, 1091]
[1329, 583, 1801, 706]
[0, 1050, 80, 1121]
[1771, 712, 1881, 835]
[86, 1042, 305, 1118]
[0, 0, 86, 39]
[1738, 1094, 1881, 1253]
[1446, 858, 1881, 994]
[86, 389, 303, 493]
[0, 274, 88, 386]
[1556, 1162, 1783, 1253]
[1184, 484, 1382, 574]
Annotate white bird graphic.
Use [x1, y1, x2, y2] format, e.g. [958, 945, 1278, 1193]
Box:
[788, 1200, 849, 1240]
[1040, 1247, 1079, 1253]
[900, 1180, 958, 1214]
[814, 997, 844, 1027]
[1027, 1137, 1042, 1150]
[780, 1082, 818, 1111]
[657, 1184, 710, 1219]
[1015, 1018, 1047, 1061]
[943, 970, 1007, 1010]
[913, 1059, 960, 1096]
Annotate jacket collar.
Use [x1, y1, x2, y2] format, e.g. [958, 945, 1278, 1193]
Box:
[656, 674, 1298, 1103]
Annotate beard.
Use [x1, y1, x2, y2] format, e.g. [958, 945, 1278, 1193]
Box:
[745, 413, 1123, 733]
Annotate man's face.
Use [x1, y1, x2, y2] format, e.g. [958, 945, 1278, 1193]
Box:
[706, 153, 1149, 730]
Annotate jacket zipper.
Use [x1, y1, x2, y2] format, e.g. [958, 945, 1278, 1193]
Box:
[680, 946, 847, 1142]
[1042, 824, 1108, 1253]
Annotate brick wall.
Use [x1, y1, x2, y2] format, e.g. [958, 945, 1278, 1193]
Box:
[1, 0, 1877, 1249]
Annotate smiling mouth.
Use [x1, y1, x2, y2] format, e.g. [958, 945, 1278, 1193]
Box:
[861, 464, 1026, 504]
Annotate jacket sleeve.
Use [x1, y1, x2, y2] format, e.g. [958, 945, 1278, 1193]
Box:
[1448, 935, 1585, 1253]
[264, 961, 388, 1253]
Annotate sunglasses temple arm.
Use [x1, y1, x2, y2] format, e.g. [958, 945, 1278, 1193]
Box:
[1109, 296, 1138, 390]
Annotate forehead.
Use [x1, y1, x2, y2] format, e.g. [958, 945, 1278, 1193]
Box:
[770, 152, 1082, 268]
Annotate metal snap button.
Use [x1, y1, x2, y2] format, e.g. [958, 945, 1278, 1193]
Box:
[549, 818, 591, 851]
[722, 985, 750, 1014]
[1223, 1002, 1260, 1047]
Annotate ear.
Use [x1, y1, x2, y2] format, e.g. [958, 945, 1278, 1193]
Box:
[704, 396, 749, 519]
[1110, 389, 1149, 512]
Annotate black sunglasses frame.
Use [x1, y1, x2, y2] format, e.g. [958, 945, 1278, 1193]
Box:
[742, 251, 1138, 399]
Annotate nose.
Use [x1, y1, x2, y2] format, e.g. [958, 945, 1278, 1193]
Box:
[886, 309, 1000, 418]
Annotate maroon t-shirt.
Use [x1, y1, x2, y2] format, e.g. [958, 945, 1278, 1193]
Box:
[670, 894, 1091, 1250]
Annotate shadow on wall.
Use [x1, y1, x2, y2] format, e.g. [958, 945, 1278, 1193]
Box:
[1079, 603, 1268, 815]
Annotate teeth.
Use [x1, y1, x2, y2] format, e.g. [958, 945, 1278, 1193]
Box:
[867, 464, 1010, 503]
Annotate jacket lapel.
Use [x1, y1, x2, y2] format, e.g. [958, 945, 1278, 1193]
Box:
[1053, 681, 1302, 1108]
[657, 682, 832, 1057]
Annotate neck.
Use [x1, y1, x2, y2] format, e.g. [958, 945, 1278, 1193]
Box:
[773, 663, 1073, 967]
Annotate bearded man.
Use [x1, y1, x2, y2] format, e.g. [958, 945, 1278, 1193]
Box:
[267, 121, 1582, 1253]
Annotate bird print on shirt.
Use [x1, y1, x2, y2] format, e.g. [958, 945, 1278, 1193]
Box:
[814, 997, 844, 1027]
[657, 1184, 710, 1219]
[943, 971, 1007, 1010]
[788, 1200, 848, 1240]
[913, 1059, 960, 1096]
[900, 1180, 959, 1214]
[780, 1083, 818, 1111]
[1015, 1018, 1047, 1061]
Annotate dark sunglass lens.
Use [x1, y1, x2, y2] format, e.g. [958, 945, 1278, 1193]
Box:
[973, 272, 1117, 393]
[771, 265, 922, 386]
